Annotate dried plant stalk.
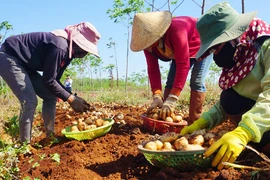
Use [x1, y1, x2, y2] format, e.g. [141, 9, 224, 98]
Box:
[222, 162, 270, 171]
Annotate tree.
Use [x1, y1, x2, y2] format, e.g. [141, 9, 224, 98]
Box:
[107, 0, 145, 93]
[107, 37, 119, 87]
[104, 64, 115, 88]
[0, 21, 13, 44]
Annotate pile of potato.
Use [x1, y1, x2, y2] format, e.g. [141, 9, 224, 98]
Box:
[143, 129, 226, 151]
[146, 108, 186, 123]
[69, 111, 110, 132]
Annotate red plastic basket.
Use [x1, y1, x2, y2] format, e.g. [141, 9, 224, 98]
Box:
[141, 114, 188, 134]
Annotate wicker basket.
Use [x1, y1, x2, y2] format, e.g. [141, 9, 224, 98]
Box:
[61, 119, 114, 141]
[138, 141, 214, 171]
[141, 114, 188, 134]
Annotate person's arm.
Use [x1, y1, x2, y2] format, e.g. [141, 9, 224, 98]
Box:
[42, 45, 71, 101]
[239, 40, 270, 143]
[144, 50, 162, 95]
[201, 101, 228, 129]
[180, 101, 227, 134]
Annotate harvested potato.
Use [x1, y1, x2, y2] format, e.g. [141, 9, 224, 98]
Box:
[85, 118, 93, 125]
[71, 121, 78, 125]
[160, 132, 179, 143]
[189, 135, 204, 146]
[70, 126, 79, 132]
[165, 117, 173, 122]
[173, 115, 183, 122]
[78, 122, 87, 131]
[209, 137, 216, 145]
[152, 113, 159, 120]
[144, 141, 157, 151]
[174, 137, 189, 150]
[95, 119, 104, 127]
[162, 142, 174, 151]
[191, 129, 206, 136]
[154, 140, 163, 150]
[85, 124, 97, 130]
[182, 144, 205, 151]
[102, 120, 110, 125]
[204, 132, 216, 141]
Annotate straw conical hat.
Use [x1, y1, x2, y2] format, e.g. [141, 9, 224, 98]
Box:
[130, 11, 172, 52]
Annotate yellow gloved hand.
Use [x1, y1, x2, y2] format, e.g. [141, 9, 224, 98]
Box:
[204, 126, 253, 170]
[180, 118, 208, 135]
[146, 94, 163, 114]
[160, 94, 178, 120]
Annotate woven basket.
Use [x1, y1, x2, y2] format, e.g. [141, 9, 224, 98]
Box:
[61, 119, 114, 141]
[141, 114, 188, 134]
[138, 141, 214, 171]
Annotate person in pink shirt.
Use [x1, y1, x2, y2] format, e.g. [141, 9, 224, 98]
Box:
[130, 11, 212, 123]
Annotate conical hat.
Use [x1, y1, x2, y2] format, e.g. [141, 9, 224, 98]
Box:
[130, 11, 172, 52]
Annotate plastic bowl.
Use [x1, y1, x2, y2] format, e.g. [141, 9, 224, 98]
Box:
[138, 141, 214, 171]
[141, 114, 188, 134]
[61, 119, 114, 141]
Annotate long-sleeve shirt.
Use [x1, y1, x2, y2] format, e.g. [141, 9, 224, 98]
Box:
[1, 32, 72, 100]
[202, 38, 270, 143]
[144, 16, 200, 95]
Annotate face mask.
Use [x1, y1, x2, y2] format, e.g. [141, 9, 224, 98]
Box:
[213, 42, 237, 69]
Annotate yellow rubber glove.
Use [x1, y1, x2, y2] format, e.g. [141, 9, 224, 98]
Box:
[146, 94, 163, 113]
[204, 126, 253, 170]
[180, 118, 208, 135]
[160, 94, 178, 120]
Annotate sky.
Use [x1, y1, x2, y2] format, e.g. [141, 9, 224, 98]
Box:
[1, 0, 270, 79]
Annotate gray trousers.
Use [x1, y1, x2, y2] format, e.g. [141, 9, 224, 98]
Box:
[0, 51, 57, 143]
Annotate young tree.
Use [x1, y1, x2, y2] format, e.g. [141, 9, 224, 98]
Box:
[107, 37, 119, 87]
[104, 64, 115, 88]
[107, 0, 145, 93]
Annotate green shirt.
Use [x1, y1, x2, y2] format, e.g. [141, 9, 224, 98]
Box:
[202, 39, 270, 143]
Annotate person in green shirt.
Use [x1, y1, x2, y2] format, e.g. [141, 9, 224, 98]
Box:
[180, 1, 270, 170]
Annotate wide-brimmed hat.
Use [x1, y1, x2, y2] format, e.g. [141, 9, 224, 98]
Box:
[130, 11, 172, 52]
[51, 22, 101, 58]
[196, 1, 257, 60]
